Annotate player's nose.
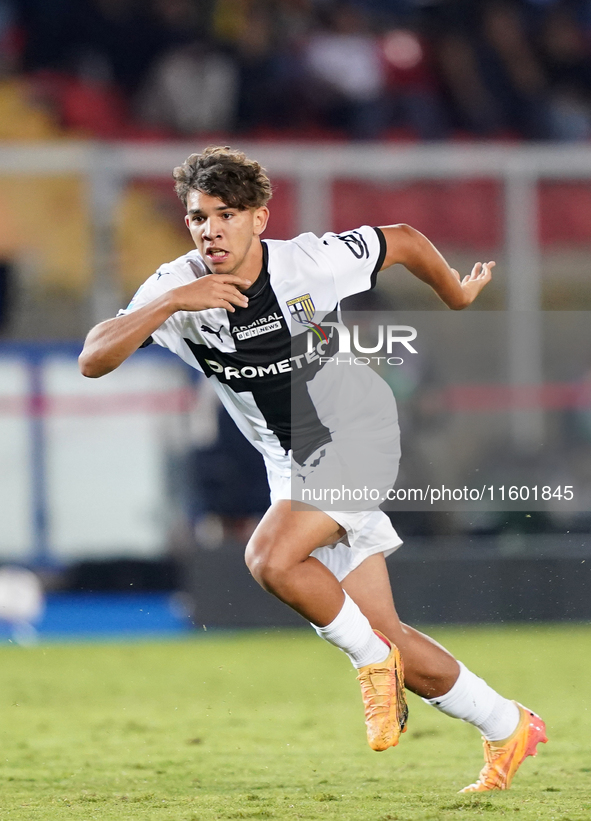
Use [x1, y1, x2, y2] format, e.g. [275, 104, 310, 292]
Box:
[202, 218, 222, 240]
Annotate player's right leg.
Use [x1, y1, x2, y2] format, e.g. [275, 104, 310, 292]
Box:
[244, 501, 407, 749]
[244, 502, 396, 675]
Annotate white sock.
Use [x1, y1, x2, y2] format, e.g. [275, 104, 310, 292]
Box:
[423, 662, 520, 742]
[311, 592, 390, 669]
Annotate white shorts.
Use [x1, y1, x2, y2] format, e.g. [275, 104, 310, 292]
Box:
[265, 441, 403, 582]
[310, 509, 402, 582]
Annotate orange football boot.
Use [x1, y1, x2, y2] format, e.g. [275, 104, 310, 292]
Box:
[356, 631, 408, 751]
[460, 702, 548, 792]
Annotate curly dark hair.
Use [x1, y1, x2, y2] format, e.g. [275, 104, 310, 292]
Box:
[173, 146, 273, 210]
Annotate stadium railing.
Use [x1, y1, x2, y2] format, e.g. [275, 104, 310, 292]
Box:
[0, 340, 196, 566]
[2, 141, 591, 452]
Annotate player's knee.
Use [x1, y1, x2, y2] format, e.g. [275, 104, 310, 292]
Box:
[244, 540, 263, 581]
[244, 538, 290, 592]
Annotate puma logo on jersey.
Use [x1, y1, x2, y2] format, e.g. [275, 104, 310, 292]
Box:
[201, 324, 224, 342]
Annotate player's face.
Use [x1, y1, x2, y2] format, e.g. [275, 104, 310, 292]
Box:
[185, 190, 269, 277]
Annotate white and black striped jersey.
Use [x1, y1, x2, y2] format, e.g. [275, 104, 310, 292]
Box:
[118, 225, 388, 474]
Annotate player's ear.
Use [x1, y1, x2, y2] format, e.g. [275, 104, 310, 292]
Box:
[253, 206, 270, 236]
[184, 214, 191, 230]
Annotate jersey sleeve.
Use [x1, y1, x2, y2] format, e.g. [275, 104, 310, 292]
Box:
[116, 266, 186, 351]
[319, 225, 387, 301]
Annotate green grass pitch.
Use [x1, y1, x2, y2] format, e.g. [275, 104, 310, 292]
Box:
[0, 623, 589, 820]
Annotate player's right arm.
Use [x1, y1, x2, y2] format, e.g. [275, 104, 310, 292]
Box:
[79, 274, 251, 378]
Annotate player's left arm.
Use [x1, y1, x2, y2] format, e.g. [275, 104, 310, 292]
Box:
[378, 224, 494, 310]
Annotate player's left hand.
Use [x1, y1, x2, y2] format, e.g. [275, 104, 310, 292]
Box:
[451, 261, 495, 307]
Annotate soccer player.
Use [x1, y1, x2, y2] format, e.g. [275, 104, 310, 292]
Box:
[79, 146, 547, 792]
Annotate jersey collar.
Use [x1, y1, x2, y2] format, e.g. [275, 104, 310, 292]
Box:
[241, 241, 269, 300]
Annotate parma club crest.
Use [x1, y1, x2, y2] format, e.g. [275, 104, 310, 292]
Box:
[286, 293, 315, 324]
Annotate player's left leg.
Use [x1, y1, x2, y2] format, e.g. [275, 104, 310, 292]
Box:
[342, 552, 458, 698]
[343, 553, 547, 791]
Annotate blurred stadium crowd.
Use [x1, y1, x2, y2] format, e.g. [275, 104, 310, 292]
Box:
[1, 0, 591, 142]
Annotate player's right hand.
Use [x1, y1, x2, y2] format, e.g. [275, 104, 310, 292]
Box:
[171, 274, 252, 313]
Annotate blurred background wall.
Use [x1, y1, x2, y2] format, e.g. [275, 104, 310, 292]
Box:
[0, 0, 590, 635]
